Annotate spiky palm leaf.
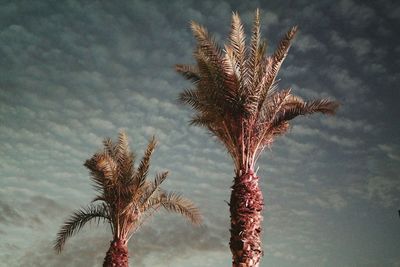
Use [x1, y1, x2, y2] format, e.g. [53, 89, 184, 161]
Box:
[54, 203, 110, 253]
[143, 191, 202, 225]
[133, 136, 157, 190]
[54, 131, 202, 253]
[177, 9, 339, 173]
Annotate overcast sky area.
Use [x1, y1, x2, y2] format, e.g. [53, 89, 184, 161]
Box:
[0, 0, 399, 266]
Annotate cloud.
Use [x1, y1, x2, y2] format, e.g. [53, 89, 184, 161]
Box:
[307, 190, 347, 211]
[337, 0, 376, 28]
[291, 124, 362, 148]
[319, 116, 372, 132]
[367, 176, 400, 208]
[294, 34, 326, 53]
[330, 31, 348, 49]
[321, 66, 366, 102]
[88, 118, 116, 131]
[350, 38, 371, 58]
[378, 144, 400, 162]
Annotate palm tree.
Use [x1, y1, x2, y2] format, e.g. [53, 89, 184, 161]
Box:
[54, 131, 202, 267]
[176, 9, 339, 267]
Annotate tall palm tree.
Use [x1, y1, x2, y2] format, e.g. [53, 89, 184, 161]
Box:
[54, 131, 202, 267]
[176, 9, 339, 267]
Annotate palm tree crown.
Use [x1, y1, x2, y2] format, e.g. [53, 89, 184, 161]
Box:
[176, 9, 339, 175]
[54, 131, 202, 253]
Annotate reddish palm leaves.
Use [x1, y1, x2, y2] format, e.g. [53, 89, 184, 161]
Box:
[177, 10, 339, 173]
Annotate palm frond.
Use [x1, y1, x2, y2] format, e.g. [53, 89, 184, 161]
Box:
[84, 154, 107, 192]
[103, 137, 115, 157]
[133, 136, 157, 190]
[175, 64, 200, 83]
[247, 8, 261, 93]
[140, 171, 169, 205]
[91, 195, 106, 203]
[145, 192, 202, 225]
[223, 45, 241, 92]
[153, 171, 169, 188]
[229, 11, 246, 88]
[114, 131, 135, 182]
[190, 21, 224, 69]
[273, 121, 290, 136]
[271, 98, 339, 127]
[54, 203, 109, 253]
[304, 99, 340, 115]
[114, 131, 129, 161]
[84, 152, 102, 172]
[96, 153, 119, 186]
[178, 88, 203, 111]
[257, 26, 298, 111]
[196, 49, 240, 114]
[273, 26, 298, 63]
[189, 113, 216, 127]
[161, 192, 202, 225]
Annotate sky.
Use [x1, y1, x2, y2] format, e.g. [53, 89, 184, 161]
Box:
[0, 0, 399, 266]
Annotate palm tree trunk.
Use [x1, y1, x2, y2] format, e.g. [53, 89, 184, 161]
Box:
[103, 239, 129, 267]
[229, 170, 264, 267]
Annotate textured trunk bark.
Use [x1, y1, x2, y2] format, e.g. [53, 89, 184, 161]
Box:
[103, 239, 129, 267]
[229, 171, 264, 267]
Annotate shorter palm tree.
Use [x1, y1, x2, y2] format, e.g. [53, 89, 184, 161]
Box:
[54, 131, 202, 267]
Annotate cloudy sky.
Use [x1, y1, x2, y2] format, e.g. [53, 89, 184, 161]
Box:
[1, 0, 399, 266]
